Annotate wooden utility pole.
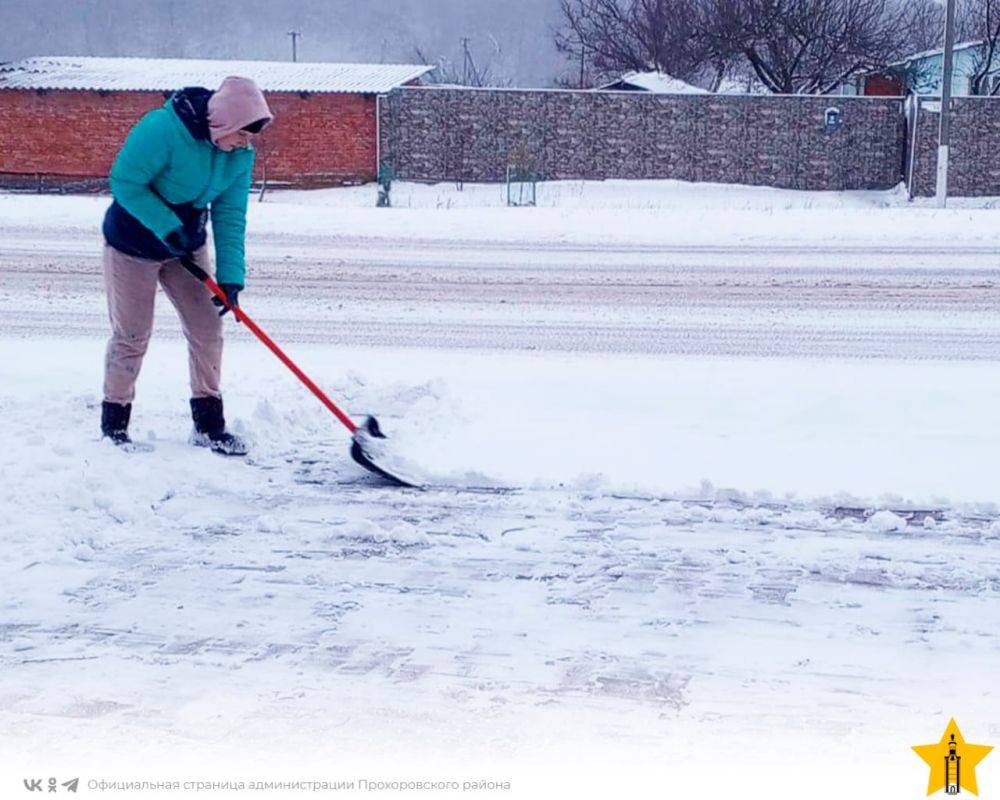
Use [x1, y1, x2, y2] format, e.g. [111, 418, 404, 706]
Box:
[288, 31, 301, 63]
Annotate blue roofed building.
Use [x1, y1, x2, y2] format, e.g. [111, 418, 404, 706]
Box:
[849, 41, 1000, 96]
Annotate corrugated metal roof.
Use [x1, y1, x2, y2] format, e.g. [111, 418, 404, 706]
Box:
[0, 56, 433, 94]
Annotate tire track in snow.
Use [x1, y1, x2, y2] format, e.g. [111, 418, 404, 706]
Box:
[3, 235, 1000, 359]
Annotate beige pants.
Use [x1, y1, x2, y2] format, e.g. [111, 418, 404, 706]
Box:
[103, 244, 223, 405]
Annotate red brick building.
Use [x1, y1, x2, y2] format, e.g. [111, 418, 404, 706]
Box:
[0, 56, 432, 190]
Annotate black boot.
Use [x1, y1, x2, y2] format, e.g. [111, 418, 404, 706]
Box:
[190, 396, 248, 456]
[101, 401, 132, 446]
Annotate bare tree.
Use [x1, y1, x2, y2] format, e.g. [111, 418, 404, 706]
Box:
[700, 0, 921, 94]
[959, 0, 1000, 95]
[903, 0, 945, 54]
[878, 0, 958, 95]
[413, 38, 513, 88]
[553, 0, 732, 88]
[555, 0, 931, 94]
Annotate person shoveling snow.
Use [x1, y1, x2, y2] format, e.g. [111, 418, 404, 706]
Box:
[99, 76, 273, 456]
[97, 76, 417, 486]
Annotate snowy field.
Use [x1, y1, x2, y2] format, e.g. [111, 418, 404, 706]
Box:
[2, 180, 1000, 796]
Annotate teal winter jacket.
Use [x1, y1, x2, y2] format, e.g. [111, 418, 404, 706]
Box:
[105, 96, 255, 287]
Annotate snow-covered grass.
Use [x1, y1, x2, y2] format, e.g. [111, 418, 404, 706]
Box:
[268, 178, 999, 211]
[5, 179, 1000, 253]
[269, 178, 919, 210]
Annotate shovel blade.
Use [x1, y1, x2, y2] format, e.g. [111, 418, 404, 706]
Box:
[350, 416, 422, 488]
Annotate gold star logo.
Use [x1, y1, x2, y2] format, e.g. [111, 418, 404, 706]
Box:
[913, 719, 993, 796]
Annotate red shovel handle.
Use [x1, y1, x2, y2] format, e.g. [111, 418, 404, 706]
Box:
[180, 256, 358, 435]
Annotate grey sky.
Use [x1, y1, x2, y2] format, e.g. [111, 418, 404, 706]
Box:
[0, 0, 569, 87]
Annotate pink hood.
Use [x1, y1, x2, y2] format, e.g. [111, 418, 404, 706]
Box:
[208, 77, 273, 144]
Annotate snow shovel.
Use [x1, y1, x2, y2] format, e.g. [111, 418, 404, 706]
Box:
[180, 256, 418, 488]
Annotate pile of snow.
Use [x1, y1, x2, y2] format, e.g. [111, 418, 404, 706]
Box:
[866, 509, 908, 533]
[6, 181, 1000, 253]
[4, 339, 1000, 507]
[264, 178, 917, 211]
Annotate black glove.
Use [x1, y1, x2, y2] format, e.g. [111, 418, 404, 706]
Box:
[163, 227, 197, 258]
[212, 284, 242, 320]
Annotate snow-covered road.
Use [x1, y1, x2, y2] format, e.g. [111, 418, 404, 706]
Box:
[4, 225, 1000, 359]
[2, 187, 1000, 791]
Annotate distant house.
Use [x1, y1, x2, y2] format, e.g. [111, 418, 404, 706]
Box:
[849, 41, 1000, 96]
[0, 56, 433, 190]
[599, 71, 708, 94]
[712, 76, 767, 95]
